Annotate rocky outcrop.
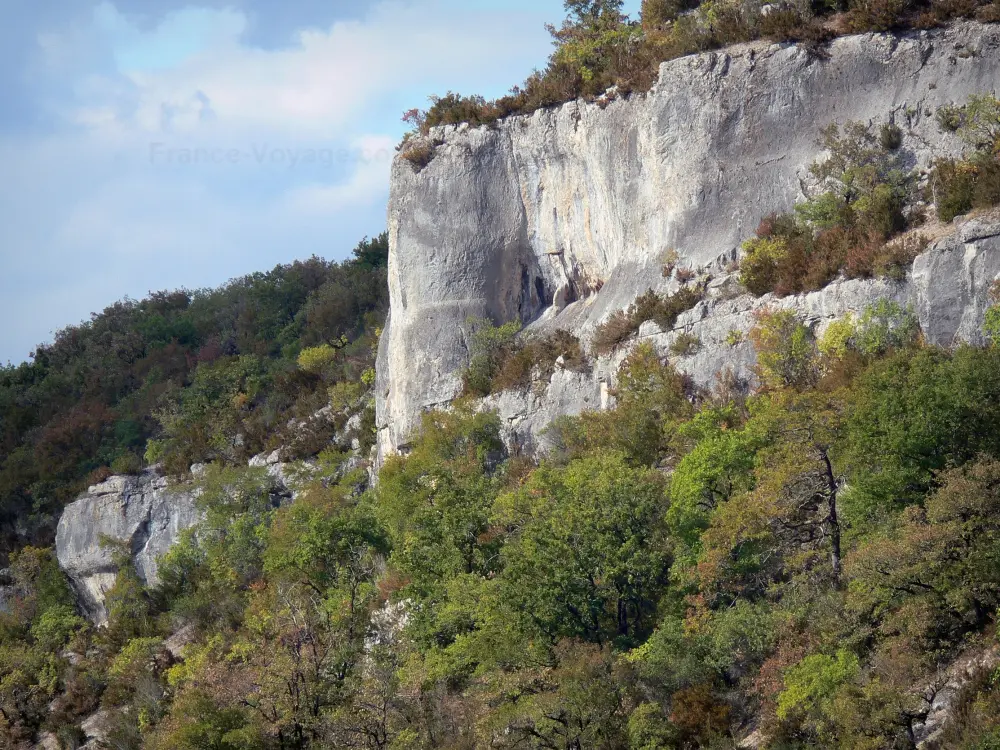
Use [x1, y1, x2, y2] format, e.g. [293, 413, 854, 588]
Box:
[55, 470, 200, 624]
[55, 451, 341, 624]
[468, 217, 1000, 451]
[377, 21, 1000, 460]
[914, 644, 1000, 748]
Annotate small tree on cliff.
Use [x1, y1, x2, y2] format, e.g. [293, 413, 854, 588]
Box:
[549, 0, 637, 86]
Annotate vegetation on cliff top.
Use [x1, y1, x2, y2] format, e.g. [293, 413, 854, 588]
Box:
[401, 0, 1000, 149]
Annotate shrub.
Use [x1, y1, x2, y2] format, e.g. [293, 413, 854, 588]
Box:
[942, 94, 1000, 152]
[87, 466, 115, 486]
[297, 344, 338, 376]
[819, 315, 857, 361]
[751, 309, 817, 390]
[879, 123, 904, 151]
[726, 329, 744, 347]
[847, 0, 914, 31]
[462, 319, 588, 396]
[592, 310, 637, 355]
[670, 333, 701, 357]
[934, 155, 1000, 222]
[110, 452, 143, 476]
[462, 318, 522, 397]
[492, 329, 589, 392]
[399, 139, 439, 171]
[661, 248, 680, 277]
[931, 96, 1000, 221]
[933, 159, 976, 221]
[593, 286, 704, 355]
[984, 281, 1000, 346]
[739, 121, 922, 297]
[740, 234, 790, 296]
[776, 650, 860, 736]
[404, 2, 1000, 145]
[854, 300, 920, 355]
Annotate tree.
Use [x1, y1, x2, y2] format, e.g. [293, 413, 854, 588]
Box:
[375, 409, 507, 658]
[697, 389, 848, 599]
[549, 0, 638, 90]
[751, 309, 818, 391]
[666, 406, 764, 562]
[494, 453, 669, 647]
[351, 232, 389, 270]
[847, 457, 1000, 645]
[846, 346, 1000, 516]
[776, 650, 860, 742]
[547, 343, 693, 467]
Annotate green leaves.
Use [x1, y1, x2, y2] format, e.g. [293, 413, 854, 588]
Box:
[776, 650, 860, 727]
[497, 454, 668, 648]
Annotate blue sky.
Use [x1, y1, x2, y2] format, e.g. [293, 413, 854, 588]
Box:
[1, 0, 641, 365]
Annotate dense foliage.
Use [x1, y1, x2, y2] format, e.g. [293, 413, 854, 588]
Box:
[9, 287, 1000, 747]
[0, 233, 388, 557]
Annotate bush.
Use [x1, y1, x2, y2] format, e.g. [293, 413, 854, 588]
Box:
[932, 96, 1000, 221]
[110, 452, 143, 476]
[462, 319, 588, 396]
[822, 299, 920, 362]
[751, 309, 817, 390]
[670, 333, 701, 357]
[847, 0, 914, 31]
[984, 281, 1000, 346]
[879, 123, 904, 151]
[740, 233, 791, 296]
[297, 344, 338, 376]
[404, 1, 1000, 145]
[593, 286, 703, 355]
[399, 139, 439, 170]
[739, 121, 923, 297]
[933, 155, 1000, 222]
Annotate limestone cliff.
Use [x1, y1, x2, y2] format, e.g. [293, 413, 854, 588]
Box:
[55, 471, 200, 624]
[376, 21, 1000, 459]
[55, 454, 308, 624]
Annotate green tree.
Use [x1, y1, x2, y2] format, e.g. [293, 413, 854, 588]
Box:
[846, 346, 1000, 517]
[751, 309, 818, 391]
[776, 650, 860, 741]
[495, 453, 668, 647]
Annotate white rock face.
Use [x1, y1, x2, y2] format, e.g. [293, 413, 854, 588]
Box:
[377, 22, 1000, 459]
[55, 471, 200, 624]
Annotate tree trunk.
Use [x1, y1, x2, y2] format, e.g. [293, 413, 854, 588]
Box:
[821, 449, 842, 581]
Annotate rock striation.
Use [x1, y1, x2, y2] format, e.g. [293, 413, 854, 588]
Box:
[55, 470, 200, 624]
[377, 21, 1000, 460]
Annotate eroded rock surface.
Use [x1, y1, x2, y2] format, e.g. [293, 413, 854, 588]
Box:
[377, 21, 1000, 460]
[55, 470, 200, 624]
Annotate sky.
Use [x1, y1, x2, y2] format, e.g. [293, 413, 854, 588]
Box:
[0, 0, 641, 365]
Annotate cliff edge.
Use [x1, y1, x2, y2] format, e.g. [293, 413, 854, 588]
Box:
[377, 21, 1000, 459]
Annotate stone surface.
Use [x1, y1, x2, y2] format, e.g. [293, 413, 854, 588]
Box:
[913, 644, 1000, 748]
[377, 21, 1000, 461]
[33, 732, 60, 750]
[80, 708, 113, 748]
[55, 470, 200, 624]
[56, 454, 340, 623]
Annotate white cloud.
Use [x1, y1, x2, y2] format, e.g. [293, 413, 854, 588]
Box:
[1, 0, 558, 362]
[282, 135, 395, 214]
[73, 0, 552, 137]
